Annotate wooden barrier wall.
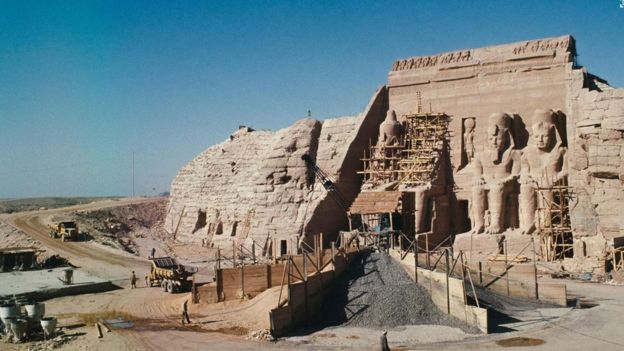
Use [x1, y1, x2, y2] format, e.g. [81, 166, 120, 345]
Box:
[466, 261, 567, 306]
[269, 250, 358, 336]
[197, 263, 287, 303]
[389, 249, 489, 333]
[197, 248, 337, 304]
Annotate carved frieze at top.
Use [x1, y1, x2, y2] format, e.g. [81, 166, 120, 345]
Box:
[390, 35, 574, 73]
[392, 50, 472, 72]
[511, 37, 574, 56]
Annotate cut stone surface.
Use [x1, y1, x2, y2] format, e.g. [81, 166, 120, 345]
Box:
[166, 35, 624, 274]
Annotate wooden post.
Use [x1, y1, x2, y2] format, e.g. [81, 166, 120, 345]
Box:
[532, 236, 538, 299]
[348, 214, 353, 231]
[313, 234, 318, 268]
[252, 241, 256, 264]
[273, 238, 277, 263]
[319, 233, 324, 269]
[426, 234, 430, 269]
[277, 261, 288, 308]
[99, 321, 111, 333]
[287, 257, 292, 306]
[460, 251, 467, 304]
[287, 257, 292, 286]
[388, 212, 394, 231]
[445, 249, 450, 314]
[192, 274, 197, 304]
[399, 235, 403, 253]
[95, 323, 103, 338]
[478, 261, 483, 285]
[217, 248, 221, 270]
[331, 241, 336, 270]
[414, 238, 418, 283]
[241, 263, 246, 299]
[504, 240, 510, 297]
[303, 251, 308, 322]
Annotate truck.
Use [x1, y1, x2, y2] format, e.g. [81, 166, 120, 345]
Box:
[147, 257, 198, 293]
[48, 221, 81, 242]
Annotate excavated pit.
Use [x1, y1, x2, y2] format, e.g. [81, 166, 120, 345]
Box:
[318, 251, 479, 333]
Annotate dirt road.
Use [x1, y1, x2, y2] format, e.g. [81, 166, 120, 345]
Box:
[3, 197, 160, 281]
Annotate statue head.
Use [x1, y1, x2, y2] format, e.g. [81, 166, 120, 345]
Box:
[464, 118, 475, 132]
[530, 109, 558, 151]
[486, 112, 513, 154]
[379, 110, 401, 146]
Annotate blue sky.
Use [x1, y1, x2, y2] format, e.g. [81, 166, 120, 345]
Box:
[0, 0, 622, 198]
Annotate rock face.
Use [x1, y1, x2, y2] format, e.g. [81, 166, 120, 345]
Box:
[566, 73, 624, 270]
[165, 87, 387, 253]
[389, 34, 623, 272]
[168, 35, 624, 273]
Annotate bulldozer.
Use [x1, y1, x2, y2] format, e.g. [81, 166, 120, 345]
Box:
[48, 221, 81, 242]
[147, 257, 198, 293]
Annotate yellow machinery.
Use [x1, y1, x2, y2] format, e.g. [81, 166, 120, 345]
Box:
[148, 257, 198, 293]
[48, 221, 81, 242]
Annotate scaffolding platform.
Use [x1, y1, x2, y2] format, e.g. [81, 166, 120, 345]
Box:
[359, 113, 451, 188]
[537, 178, 573, 261]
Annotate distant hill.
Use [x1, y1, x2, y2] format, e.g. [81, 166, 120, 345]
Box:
[0, 197, 122, 214]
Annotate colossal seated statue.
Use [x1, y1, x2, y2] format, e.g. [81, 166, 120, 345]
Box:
[471, 112, 521, 234]
[365, 109, 448, 235]
[519, 109, 567, 235]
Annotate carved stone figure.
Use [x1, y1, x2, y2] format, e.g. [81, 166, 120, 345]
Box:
[463, 118, 475, 164]
[519, 109, 567, 235]
[369, 110, 403, 184]
[471, 113, 521, 234]
[379, 110, 402, 146]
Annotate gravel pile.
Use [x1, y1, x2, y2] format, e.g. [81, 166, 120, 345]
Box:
[321, 251, 478, 333]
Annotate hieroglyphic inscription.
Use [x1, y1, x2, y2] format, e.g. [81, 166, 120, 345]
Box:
[512, 37, 572, 55]
[392, 50, 472, 71]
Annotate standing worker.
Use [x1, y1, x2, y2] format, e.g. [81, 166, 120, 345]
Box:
[150, 248, 156, 259]
[181, 299, 191, 324]
[130, 271, 137, 289]
[379, 330, 390, 351]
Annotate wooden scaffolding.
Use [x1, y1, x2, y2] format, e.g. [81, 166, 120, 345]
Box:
[359, 113, 450, 188]
[537, 178, 574, 261]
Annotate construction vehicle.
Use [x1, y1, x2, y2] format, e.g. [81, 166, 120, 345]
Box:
[147, 257, 198, 293]
[48, 222, 81, 242]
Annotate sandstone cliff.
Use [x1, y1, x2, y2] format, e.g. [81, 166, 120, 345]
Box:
[165, 87, 388, 253]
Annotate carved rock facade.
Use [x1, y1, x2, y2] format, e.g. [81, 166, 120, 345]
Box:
[167, 35, 623, 273]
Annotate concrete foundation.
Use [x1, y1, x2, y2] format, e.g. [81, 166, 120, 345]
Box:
[0, 268, 117, 301]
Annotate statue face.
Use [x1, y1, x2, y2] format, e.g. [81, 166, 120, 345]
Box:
[532, 124, 553, 150]
[487, 125, 507, 152]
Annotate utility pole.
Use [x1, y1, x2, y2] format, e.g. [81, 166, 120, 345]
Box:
[132, 152, 135, 197]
